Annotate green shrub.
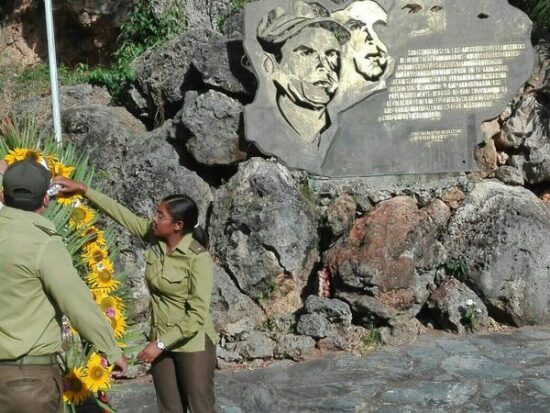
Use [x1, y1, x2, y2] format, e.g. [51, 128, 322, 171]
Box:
[85, 0, 186, 100]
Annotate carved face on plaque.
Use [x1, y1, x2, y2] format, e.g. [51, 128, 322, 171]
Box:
[258, 4, 352, 144]
[247, 0, 395, 171]
[275, 25, 342, 110]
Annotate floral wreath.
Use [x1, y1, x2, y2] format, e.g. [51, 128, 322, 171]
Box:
[0, 119, 129, 412]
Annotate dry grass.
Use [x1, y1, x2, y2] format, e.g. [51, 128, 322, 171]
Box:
[0, 52, 50, 117]
[0, 51, 89, 118]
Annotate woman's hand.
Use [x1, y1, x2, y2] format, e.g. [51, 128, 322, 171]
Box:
[52, 176, 88, 196]
[137, 341, 163, 364]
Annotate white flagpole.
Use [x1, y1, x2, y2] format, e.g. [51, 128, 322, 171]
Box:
[44, 0, 62, 144]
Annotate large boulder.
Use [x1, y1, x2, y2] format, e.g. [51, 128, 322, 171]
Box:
[190, 31, 255, 98]
[125, 27, 252, 122]
[209, 158, 319, 315]
[325, 196, 449, 326]
[445, 181, 550, 325]
[126, 27, 215, 121]
[211, 264, 266, 338]
[178, 90, 246, 166]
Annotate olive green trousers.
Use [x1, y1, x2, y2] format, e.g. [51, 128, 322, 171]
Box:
[151, 336, 216, 413]
[0, 363, 62, 413]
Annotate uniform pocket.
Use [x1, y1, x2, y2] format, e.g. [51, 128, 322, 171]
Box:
[161, 268, 188, 283]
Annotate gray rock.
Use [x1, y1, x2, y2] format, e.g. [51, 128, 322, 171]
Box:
[127, 27, 217, 120]
[303, 296, 352, 326]
[219, 7, 244, 36]
[495, 166, 525, 186]
[182, 0, 232, 31]
[211, 264, 266, 337]
[325, 194, 356, 238]
[274, 335, 316, 361]
[210, 158, 319, 308]
[495, 40, 550, 185]
[191, 32, 255, 97]
[317, 334, 348, 351]
[445, 181, 550, 325]
[379, 318, 425, 347]
[234, 332, 275, 360]
[427, 278, 490, 334]
[179, 90, 246, 166]
[261, 313, 297, 338]
[126, 25, 253, 122]
[297, 313, 334, 339]
[217, 346, 242, 362]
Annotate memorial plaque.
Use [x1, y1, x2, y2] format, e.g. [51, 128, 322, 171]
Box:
[243, 0, 534, 176]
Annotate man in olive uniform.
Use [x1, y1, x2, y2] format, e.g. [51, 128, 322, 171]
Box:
[0, 159, 127, 413]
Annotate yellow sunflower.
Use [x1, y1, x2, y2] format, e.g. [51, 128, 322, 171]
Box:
[63, 367, 91, 405]
[56, 193, 83, 206]
[4, 148, 44, 165]
[69, 205, 95, 229]
[81, 226, 107, 246]
[108, 314, 127, 339]
[82, 353, 112, 392]
[49, 161, 75, 178]
[45, 154, 59, 170]
[86, 268, 119, 292]
[94, 293, 125, 318]
[81, 244, 110, 268]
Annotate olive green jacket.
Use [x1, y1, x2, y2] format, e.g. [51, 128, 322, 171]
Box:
[85, 189, 218, 352]
[0, 206, 122, 363]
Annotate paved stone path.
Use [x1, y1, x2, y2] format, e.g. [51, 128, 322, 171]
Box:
[109, 327, 550, 412]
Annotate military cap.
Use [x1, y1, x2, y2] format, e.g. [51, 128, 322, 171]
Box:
[2, 159, 51, 210]
[257, 1, 351, 47]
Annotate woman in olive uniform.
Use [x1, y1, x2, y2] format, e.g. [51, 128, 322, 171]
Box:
[55, 177, 217, 413]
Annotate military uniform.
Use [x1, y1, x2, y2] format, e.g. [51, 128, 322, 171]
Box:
[85, 188, 217, 413]
[0, 206, 123, 413]
[0, 160, 122, 413]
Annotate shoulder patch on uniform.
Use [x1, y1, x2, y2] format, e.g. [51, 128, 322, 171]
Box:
[189, 239, 207, 254]
[34, 224, 59, 237]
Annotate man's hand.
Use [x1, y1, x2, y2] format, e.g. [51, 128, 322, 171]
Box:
[111, 355, 128, 379]
[137, 342, 163, 364]
[52, 176, 88, 196]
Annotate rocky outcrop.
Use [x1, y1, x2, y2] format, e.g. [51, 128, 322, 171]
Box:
[484, 40, 550, 185]
[326, 196, 448, 327]
[209, 158, 319, 315]
[445, 181, 550, 325]
[125, 26, 253, 123]
[178, 90, 246, 166]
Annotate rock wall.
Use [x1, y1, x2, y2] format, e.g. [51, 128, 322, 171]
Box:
[6, 2, 550, 366]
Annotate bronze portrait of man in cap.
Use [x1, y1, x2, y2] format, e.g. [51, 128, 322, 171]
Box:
[244, 0, 394, 173]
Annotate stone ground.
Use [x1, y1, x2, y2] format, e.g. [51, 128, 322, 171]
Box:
[107, 327, 550, 413]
